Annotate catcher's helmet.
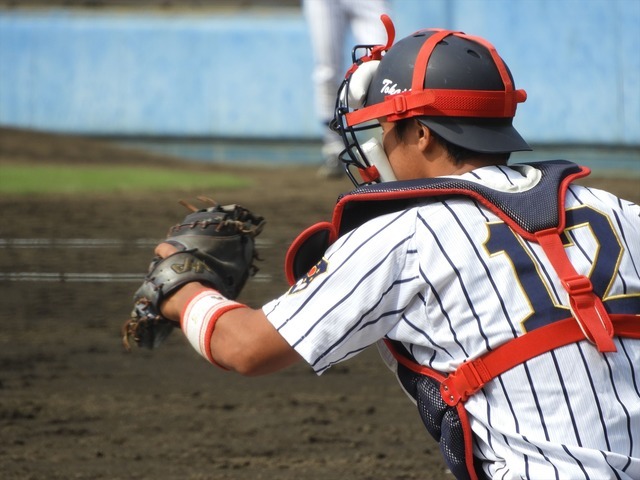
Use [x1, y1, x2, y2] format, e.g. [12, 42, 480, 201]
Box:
[333, 15, 531, 185]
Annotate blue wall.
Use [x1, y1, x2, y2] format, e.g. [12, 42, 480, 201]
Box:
[0, 0, 638, 146]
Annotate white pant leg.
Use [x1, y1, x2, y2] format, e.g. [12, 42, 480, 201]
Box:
[303, 0, 348, 123]
[345, 0, 390, 45]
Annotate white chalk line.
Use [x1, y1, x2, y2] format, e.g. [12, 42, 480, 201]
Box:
[0, 238, 274, 248]
[0, 237, 274, 283]
[0, 272, 273, 283]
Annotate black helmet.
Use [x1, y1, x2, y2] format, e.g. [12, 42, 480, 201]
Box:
[332, 15, 530, 185]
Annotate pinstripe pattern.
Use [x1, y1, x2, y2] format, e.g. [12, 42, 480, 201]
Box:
[263, 164, 640, 478]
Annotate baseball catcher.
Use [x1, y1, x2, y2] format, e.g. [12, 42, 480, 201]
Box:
[123, 197, 265, 350]
[122, 14, 640, 480]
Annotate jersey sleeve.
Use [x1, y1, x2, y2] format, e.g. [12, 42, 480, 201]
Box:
[263, 208, 422, 374]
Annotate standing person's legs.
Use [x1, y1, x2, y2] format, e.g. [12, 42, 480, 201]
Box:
[347, 0, 390, 45]
[303, 0, 348, 178]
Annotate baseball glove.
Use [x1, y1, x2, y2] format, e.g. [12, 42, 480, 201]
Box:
[122, 197, 265, 350]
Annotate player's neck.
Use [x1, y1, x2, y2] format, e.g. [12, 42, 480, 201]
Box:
[446, 157, 508, 176]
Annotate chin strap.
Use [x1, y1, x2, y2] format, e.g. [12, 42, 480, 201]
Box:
[358, 165, 381, 184]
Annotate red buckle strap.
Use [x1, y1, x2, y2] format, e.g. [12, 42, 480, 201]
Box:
[441, 359, 492, 406]
[438, 315, 637, 407]
[562, 274, 593, 296]
[345, 88, 523, 125]
[393, 95, 407, 114]
[567, 284, 615, 351]
[384, 315, 638, 408]
[535, 229, 616, 352]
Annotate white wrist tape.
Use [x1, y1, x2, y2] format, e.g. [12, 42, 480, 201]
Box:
[181, 289, 244, 368]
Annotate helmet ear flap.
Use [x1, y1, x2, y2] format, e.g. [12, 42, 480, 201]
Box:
[342, 60, 380, 109]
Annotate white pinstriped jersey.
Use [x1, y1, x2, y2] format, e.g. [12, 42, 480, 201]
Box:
[263, 164, 640, 479]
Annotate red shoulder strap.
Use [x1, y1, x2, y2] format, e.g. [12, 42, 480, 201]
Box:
[535, 228, 616, 352]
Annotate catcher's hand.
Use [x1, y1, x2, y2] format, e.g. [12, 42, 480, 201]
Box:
[122, 197, 265, 350]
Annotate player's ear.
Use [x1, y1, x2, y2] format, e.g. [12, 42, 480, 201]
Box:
[416, 120, 432, 152]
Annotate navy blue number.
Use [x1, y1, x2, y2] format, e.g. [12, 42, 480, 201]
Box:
[485, 206, 627, 331]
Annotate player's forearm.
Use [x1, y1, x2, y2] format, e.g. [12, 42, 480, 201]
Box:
[211, 307, 303, 376]
[163, 282, 301, 375]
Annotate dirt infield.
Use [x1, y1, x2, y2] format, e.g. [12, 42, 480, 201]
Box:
[1, 128, 638, 480]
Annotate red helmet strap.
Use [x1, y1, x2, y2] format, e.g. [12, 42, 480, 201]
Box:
[412, 29, 456, 91]
[345, 28, 527, 127]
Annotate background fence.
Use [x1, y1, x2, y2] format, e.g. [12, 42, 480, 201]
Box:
[1, 0, 639, 147]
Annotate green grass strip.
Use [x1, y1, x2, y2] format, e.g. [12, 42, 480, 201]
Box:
[0, 164, 250, 194]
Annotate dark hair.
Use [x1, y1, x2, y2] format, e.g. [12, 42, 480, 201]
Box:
[393, 118, 510, 164]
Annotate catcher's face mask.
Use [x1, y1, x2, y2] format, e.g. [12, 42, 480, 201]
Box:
[332, 14, 530, 187]
[331, 15, 396, 187]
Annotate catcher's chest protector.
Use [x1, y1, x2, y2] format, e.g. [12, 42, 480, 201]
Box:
[286, 161, 640, 480]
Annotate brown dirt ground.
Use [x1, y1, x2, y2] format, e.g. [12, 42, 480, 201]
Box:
[0, 127, 638, 480]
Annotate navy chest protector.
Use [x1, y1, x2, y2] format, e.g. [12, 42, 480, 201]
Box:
[285, 160, 640, 480]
